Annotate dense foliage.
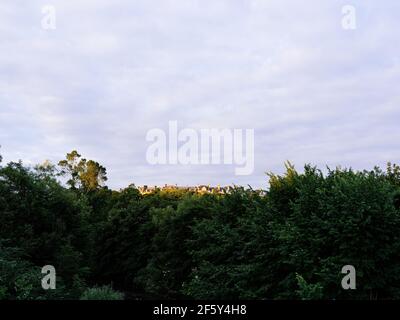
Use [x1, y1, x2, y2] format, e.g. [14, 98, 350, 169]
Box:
[1, 151, 400, 300]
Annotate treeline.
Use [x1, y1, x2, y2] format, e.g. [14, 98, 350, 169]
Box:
[1, 150, 400, 300]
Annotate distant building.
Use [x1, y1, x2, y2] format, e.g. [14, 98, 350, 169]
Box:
[137, 184, 238, 195]
[138, 185, 160, 194]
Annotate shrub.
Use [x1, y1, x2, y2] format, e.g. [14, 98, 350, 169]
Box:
[80, 285, 124, 300]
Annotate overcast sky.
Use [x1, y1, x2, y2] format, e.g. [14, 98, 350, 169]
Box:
[1, 0, 400, 189]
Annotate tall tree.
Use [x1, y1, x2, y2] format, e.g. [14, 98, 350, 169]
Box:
[58, 150, 107, 191]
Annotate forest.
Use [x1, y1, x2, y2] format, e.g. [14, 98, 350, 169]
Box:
[1, 150, 400, 300]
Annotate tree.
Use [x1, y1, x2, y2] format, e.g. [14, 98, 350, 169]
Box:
[0, 160, 91, 299]
[58, 150, 107, 191]
[268, 165, 400, 299]
[91, 186, 153, 297]
[184, 188, 268, 299]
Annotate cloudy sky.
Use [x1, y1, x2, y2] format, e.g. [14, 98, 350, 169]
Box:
[1, 0, 400, 189]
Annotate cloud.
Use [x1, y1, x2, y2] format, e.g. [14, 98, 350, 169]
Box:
[0, 0, 400, 189]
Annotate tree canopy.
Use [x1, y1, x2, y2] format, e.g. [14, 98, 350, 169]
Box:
[1, 150, 400, 300]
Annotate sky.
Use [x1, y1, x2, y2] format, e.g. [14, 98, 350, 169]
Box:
[1, 0, 400, 190]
